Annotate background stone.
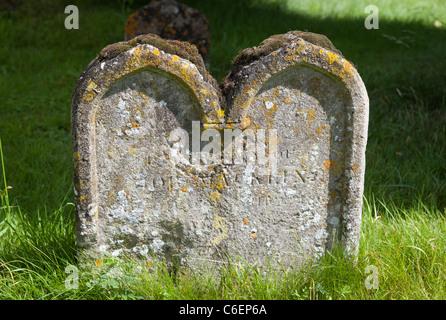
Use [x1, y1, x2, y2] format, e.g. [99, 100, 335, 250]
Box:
[124, 0, 211, 67]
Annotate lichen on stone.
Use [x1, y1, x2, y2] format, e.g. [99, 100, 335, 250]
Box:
[220, 31, 346, 111]
[98, 33, 212, 84]
[232, 30, 344, 67]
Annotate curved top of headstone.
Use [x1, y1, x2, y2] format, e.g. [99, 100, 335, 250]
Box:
[231, 31, 344, 67]
[124, 0, 211, 65]
[221, 31, 367, 124]
[72, 33, 222, 125]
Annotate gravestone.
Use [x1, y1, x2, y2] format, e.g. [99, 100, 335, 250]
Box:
[71, 31, 369, 271]
[124, 0, 211, 67]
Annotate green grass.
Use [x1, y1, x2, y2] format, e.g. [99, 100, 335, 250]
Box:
[0, 0, 445, 299]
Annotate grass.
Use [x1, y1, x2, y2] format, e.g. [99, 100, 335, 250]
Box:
[0, 0, 445, 300]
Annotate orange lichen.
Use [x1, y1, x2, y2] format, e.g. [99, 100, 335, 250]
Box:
[243, 218, 249, 225]
[324, 160, 336, 170]
[240, 116, 251, 129]
[307, 109, 316, 122]
[326, 190, 338, 207]
[181, 186, 188, 192]
[316, 125, 326, 134]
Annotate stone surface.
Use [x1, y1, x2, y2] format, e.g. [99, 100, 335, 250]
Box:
[124, 0, 211, 66]
[71, 31, 369, 271]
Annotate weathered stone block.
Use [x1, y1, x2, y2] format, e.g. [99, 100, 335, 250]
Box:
[71, 31, 369, 271]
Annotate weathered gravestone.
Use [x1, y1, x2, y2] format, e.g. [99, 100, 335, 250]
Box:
[124, 0, 211, 66]
[71, 31, 369, 271]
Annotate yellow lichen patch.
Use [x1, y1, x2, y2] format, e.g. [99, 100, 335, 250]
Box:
[203, 123, 220, 130]
[260, 189, 266, 195]
[243, 218, 249, 225]
[209, 190, 221, 202]
[351, 163, 360, 172]
[253, 124, 262, 130]
[72, 152, 80, 165]
[84, 79, 98, 102]
[307, 109, 316, 122]
[343, 61, 352, 74]
[132, 47, 142, 57]
[94, 259, 102, 267]
[240, 116, 251, 129]
[86, 79, 97, 92]
[83, 93, 94, 102]
[283, 97, 291, 104]
[212, 215, 229, 246]
[128, 146, 138, 156]
[200, 88, 210, 96]
[316, 125, 326, 134]
[249, 232, 257, 239]
[327, 52, 338, 65]
[210, 174, 226, 191]
[324, 160, 336, 170]
[266, 117, 274, 128]
[171, 55, 179, 62]
[153, 48, 160, 56]
[181, 186, 188, 192]
[217, 108, 225, 119]
[180, 62, 189, 74]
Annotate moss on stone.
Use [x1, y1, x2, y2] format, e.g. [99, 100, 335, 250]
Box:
[232, 30, 344, 67]
[98, 33, 213, 83]
[99, 41, 135, 61]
